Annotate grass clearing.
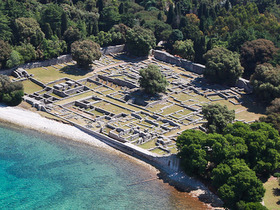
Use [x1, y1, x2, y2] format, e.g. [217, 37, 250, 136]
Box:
[147, 102, 172, 113]
[173, 92, 194, 101]
[94, 101, 130, 114]
[26, 65, 93, 83]
[22, 80, 43, 94]
[264, 177, 280, 210]
[55, 91, 94, 105]
[162, 104, 184, 116]
[235, 110, 264, 122]
[138, 139, 157, 149]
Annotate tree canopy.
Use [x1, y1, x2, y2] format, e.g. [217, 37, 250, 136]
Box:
[172, 39, 194, 61]
[240, 39, 278, 78]
[139, 64, 168, 95]
[71, 40, 101, 68]
[203, 47, 244, 86]
[0, 75, 24, 106]
[250, 63, 280, 104]
[0, 40, 11, 69]
[177, 121, 280, 209]
[0, 0, 280, 72]
[14, 17, 45, 47]
[126, 26, 156, 57]
[202, 103, 235, 133]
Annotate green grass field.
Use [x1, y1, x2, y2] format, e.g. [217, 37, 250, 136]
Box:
[26, 65, 93, 83]
[55, 91, 94, 105]
[264, 177, 280, 210]
[22, 80, 43, 94]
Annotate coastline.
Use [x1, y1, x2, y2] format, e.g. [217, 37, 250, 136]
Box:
[0, 104, 223, 209]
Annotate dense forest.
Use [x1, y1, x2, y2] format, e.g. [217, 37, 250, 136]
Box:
[1, 0, 280, 68]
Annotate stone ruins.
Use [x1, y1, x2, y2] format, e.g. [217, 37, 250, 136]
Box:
[18, 53, 255, 155]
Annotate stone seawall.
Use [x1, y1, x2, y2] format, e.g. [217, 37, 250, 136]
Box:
[152, 49, 253, 92]
[47, 110, 180, 173]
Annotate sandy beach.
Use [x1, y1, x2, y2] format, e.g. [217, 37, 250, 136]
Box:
[0, 104, 111, 149]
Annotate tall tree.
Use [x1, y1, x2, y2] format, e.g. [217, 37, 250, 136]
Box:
[250, 63, 280, 103]
[139, 64, 168, 95]
[240, 39, 278, 78]
[202, 103, 235, 133]
[0, 11, 12, 41]
[41, 4, 63, 38]
[0, 75, 24, 106]
[61, 12, 68, 36]
[0, 40, 12, 69]
[99, 6, 120, 31]
[172, 39, 194, 61]
[71, 40, 101, 68]
[126, 26, 156, 56]
[14, 17, 45, 47]
[166, 4, 174, 25]
[6, 50, 23, 68]
[203, 47, 243, 85]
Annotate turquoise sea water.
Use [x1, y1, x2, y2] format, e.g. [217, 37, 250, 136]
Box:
[0, 123, 207, 210]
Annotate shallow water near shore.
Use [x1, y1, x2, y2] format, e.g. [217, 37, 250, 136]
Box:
[0, 122, 208, 209]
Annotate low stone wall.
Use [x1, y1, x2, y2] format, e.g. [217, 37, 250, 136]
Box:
[152, 49, 253, 92]
[0, 55, 73, 76]
[1, 44, 125, 76]
[98, 75, 137, 89]
[152, 50, 205, 74]
[30, 78, 45, 88]
[236, 78, 253, 93]
[101, 44, 125, 55]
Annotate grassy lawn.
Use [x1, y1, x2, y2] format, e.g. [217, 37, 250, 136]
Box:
[26, 65, 94, 83]
[213, 99, 265, 122]
[150, 148, 168, 155]
[22, 80, 43, 94]
[147, 102, 172, 113]
[169, 147, 178, 154]
[94, 101, 131, 114]
[217, 99, 241, 110]
[55, 91, 94, 105]
[162, 104, 184, 116]
[264, 177, 280, 210]
[207, 95, 224, 100]
[235, 110, 264, 122]
[138, 139, 157, 149]
[101, 96, 142, 112]
[173, 92, 194, 101]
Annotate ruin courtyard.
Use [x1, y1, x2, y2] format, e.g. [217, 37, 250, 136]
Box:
[15, 53, 265, 156]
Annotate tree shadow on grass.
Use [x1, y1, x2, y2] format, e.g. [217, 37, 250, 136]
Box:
[113, 53, 148, 63]
[273, 188, 280, 196]
[240, 94, 266, 115]
[190, 77, 266, 115]
[124, 89, 163, 107]
[59, 64, 91, 76]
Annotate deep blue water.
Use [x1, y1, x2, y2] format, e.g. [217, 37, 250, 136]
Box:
[0, 123, 207, 209]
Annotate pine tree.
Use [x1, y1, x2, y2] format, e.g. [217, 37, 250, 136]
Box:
[96, 0, 104, 13]
[166, 4, 174, 25]
[44, 23, 53, 39]
[119, 3, 124, 14]
[61, 12, 68, 36]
